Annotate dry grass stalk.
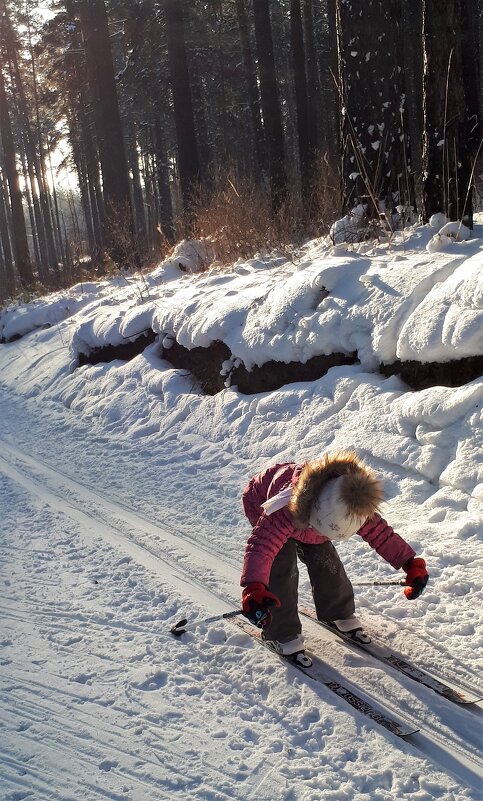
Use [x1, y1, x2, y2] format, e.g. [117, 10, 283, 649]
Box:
[190, 165, 338, 268]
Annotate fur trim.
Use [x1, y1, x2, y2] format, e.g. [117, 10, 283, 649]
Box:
[287, 452, 384, 530]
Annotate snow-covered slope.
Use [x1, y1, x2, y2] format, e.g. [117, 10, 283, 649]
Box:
[2, 222, 482, 371]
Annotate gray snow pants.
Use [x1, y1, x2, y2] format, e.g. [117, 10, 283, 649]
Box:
[263, 539, 355, 643]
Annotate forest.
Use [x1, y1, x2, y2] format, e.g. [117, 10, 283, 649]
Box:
[0, 0, 481, 301]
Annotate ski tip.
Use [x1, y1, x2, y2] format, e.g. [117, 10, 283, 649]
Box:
[398, 727, 420, 738]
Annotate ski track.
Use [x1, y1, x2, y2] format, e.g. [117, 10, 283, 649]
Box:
[230, 621, 483, 791]
[0, 442, 235, 616]
[0, 436, 482, 794]
[0, 437, 240, 603]
[1, 535, 285, 798]
[1, 669, 270, 801]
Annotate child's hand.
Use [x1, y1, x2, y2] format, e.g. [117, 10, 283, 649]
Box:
[241, 582, 281, 627]
[403, 557, 429, 599]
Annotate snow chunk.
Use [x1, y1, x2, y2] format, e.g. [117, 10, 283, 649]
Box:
[168, 239, 215, 273]
[438, 222, 471, 242]
[429, 212, 448, 231]
[427, 221, 472, 253]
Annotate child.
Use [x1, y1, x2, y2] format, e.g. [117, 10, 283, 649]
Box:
[240, 452, 428, 660]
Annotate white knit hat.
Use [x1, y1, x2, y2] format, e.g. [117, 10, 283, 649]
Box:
[309, 476, 367, 540]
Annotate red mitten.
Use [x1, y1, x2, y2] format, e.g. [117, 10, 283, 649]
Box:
[242, 582, 281, 628]
[403, 557, 429, 600]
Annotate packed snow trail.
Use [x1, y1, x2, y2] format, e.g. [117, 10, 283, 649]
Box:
[0, 403, 482, 796]
[1, 480, 290, 801]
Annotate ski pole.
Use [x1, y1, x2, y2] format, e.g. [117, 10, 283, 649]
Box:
[354, 580, 406, 586]
[170, 609, 244, 637]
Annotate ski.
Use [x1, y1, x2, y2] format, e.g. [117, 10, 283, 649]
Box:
[229, 615, 419, 738]
[299, 606, 482, 705]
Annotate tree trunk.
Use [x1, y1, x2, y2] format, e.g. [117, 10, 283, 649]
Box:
[165, 0, 200, 227]
[302, 0, 319, 160]
[18, 123, 51, 280]
[290, 0, 310, 195]
[402, 0, 424, 179]
[77, 0, 138, 266]
[336, 0, 413, 217]
[81, 105, 105, 259]
[153, 115, 175, 244]
[47, 143, 68, 279]
[2, 6, 58, 281]
[186, 48, 213, 188]
[323, 0, 340, 159]
[18, 145, 42, 275]
[422, 0, 478, 226]
[0, 170, 14, 297]
[69, 119, 97, 258]
[0, 65, 33, 287]
[64, 2, 103, 263]
[462, 0, 481, 129]
[23, 10, 59, 277]
[235, 0, 267, 179]
[252, 0, 287, 209]
[141, 148, 157, 252]
[125, 112, 148, 253]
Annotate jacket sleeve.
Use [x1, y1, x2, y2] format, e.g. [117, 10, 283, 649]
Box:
[357, 513, 415, 569]
[240, 507, 295, 587]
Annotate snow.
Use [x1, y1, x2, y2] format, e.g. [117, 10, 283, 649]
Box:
[427, 222, 473, 253]
[329, 203, 369, 245]
[429, 212, 448, 231]
[1, 217, 482, 801]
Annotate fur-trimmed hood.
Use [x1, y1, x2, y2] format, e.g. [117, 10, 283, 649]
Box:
[287, 452, 384, 530]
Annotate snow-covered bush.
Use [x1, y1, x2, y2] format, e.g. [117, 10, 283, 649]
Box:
[329, 204, 369, 245]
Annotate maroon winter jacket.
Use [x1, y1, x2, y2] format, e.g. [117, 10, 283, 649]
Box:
[241, 462, 415, 586]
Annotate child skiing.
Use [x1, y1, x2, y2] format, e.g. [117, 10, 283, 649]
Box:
[240, 452, 428, 660]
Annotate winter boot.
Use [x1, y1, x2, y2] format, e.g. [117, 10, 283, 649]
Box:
[266, 634, 313, 667]
[330, 615, 371, 644]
